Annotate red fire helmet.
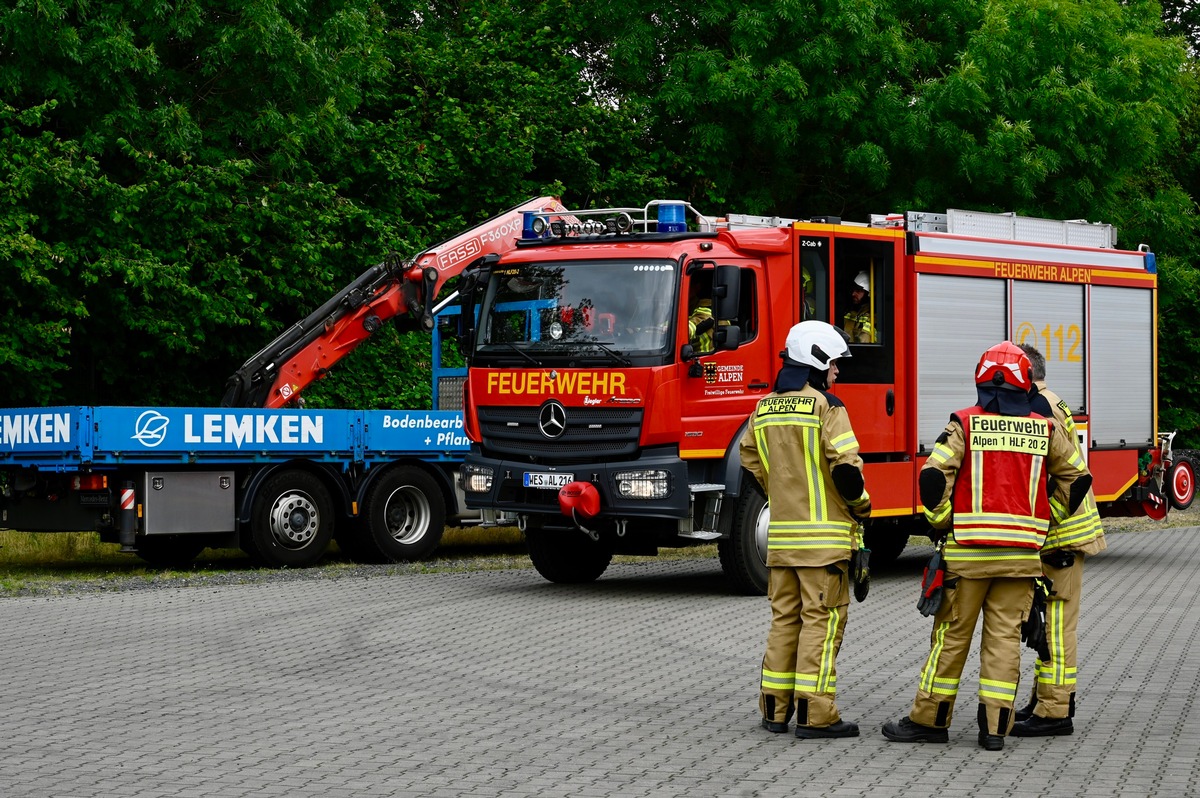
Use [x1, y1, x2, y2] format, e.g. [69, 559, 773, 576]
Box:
[975, 341, 1032, 391]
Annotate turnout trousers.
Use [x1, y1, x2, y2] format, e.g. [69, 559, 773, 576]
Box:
[1031, 555, 1085, 719]
[760, 563, 850, 729]
[909, 575, 1033, 736]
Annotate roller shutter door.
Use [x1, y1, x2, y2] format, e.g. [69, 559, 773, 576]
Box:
[1011, 282, 1086, 414]
[917, 275, 1006, 449]
[1089, 286, 1153, 447]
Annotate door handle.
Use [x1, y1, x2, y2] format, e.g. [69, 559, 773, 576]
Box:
[749, 381, 770, 390]
[886, 389, 895, 416]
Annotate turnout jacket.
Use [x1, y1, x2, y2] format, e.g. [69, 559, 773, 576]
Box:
[921, 407, 1088, 579]
[739, 385, 870, 568]
[1033, 382, 1107, 557]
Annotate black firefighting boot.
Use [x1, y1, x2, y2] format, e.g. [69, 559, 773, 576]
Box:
[881, 717, 949, 743]
[1010, 715, 1074, 737]
[977, 703, 1004, 751]
[795, 719, 859, 739]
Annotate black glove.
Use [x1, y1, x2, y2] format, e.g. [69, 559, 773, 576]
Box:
[851, 547, 870, 603]
[916, 547, 946, 617]
[1022, 576, 1054, 660]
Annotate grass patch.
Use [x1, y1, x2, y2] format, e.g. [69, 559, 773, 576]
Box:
[2, 504, 1193, 596]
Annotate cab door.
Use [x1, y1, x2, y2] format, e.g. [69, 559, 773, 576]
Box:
[805, 227, 908, 455]
[678, 261, 773, 460]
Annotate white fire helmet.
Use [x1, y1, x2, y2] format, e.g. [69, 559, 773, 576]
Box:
[854, 271, 870, 292]
[783, 321, 851, 370]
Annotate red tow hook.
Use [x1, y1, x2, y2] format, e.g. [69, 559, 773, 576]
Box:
[558, 481, 601, 540]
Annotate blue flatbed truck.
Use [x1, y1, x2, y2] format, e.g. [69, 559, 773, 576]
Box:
[0, 198, 565, 567]
[0, 405, 471, 568]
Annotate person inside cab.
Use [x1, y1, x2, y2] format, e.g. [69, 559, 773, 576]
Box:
[688, 277, 716, 353]
[842, 271, 876, 344]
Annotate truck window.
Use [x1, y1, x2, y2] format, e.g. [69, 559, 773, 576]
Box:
[736, 268, 757, 343]
[833, 239, 894, 384]
[799, 237, 829, 322]
[688, 267, 757, 352]
[687, 271, 715, 354]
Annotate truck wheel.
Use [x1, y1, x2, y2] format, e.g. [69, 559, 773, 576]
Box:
[863, 523, 910, 567]
[525, 522, 613, 584]
[249, 470, 334, 568]
[718, 477, 769, 596]
[346, 466, 446, 563]
[1168, 457, 1196, 511]
[135, 536, 207, 569]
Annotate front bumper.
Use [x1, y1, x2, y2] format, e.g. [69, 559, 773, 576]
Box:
[461, 447, 691, 521]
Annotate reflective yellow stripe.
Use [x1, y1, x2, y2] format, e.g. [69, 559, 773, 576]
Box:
[971, 450, 984, 514]
[829, 430, 858, 453]
[753, 426, 770, 476]
[761, 668, 796, 691]
[920, 621, 952, 694]
[928, 442, 954, 465]
[1045, 599, 1067, 684]
[795, 671, 838, 692]
[1027, 453, 1043, 519]
[944, 541, 1042, 563]
[979, 677, 1017, 702]
[1036, 661, 1077, 685]
[818, 605, 840, 694]
[1046, 496, 1103, 548]
[805, 426, 824, 520]
[926, 501, 952, 525]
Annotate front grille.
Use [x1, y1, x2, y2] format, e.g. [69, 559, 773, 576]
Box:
[479, 405, 643, 463]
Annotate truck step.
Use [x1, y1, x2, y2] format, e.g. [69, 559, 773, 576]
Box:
[677, 530, 721, 541]
[689, 483, 725, 494]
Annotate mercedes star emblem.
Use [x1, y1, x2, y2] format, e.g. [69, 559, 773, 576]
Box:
[538, 400, 567, 439]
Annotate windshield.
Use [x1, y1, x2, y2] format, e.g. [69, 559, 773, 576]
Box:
[474, 259, 679, 360]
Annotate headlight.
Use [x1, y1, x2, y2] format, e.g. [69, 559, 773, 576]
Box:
[614, 470, 670, 500]
[461, 464, 494, 493]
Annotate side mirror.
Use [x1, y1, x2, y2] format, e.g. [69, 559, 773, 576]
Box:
[712, 264, 741, 319]
[716, 325, 741, 351]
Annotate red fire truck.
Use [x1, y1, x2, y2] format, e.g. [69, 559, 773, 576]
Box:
[457, 200, 1191, 595]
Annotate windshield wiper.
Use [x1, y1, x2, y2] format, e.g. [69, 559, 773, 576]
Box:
[496, 342, 543, 366]
[583, 341, 632, 367]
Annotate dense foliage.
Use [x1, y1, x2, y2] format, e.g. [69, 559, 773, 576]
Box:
[2, 0, 1198, 442]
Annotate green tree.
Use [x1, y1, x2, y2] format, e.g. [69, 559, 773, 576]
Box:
[0, 0, 391, 406]
[303, 0, 668, 409]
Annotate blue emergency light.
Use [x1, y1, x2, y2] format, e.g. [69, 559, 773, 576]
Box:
[657, 203, 686, 233]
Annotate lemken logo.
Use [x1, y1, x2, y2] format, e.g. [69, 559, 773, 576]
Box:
[130, 411, 325, 449]
[132, 411, 171, 448]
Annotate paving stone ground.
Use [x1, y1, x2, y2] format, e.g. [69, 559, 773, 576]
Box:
[1, 527, 1197, 798]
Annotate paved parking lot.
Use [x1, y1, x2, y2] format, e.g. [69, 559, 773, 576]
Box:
[1, 526, 1197, 798]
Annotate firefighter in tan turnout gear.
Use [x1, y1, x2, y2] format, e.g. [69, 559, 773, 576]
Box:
[882, 342, 1091, 751]
[739, 321, 871, 739]
[1012, 344, 1107, 737]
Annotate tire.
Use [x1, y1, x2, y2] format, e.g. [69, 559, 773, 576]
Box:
[718, 476, 769, 596]
[863, 523, 910, 567]
[341, 467, 446, 563]
[135, 536, 207, 569]
[525, 522, 614, 584]
[1168, 457, 1196, 511]
[248, 470, 335, 568]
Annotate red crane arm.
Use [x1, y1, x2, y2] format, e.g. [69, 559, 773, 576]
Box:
[222, 196, 568, 408]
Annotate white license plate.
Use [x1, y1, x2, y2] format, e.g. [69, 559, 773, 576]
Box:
[523, 471, 574, 489]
